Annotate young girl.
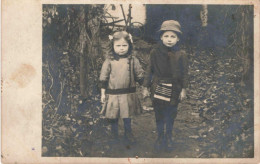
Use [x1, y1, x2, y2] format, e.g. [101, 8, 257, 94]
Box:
[99, 31, 144, 144]
[143, 20, 188, 151]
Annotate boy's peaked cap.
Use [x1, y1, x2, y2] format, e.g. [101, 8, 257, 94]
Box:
[159, 20, 182, 34]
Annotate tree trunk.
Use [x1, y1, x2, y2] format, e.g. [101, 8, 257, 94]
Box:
[79, 7, 88, 98]
[79, 6, 101, 98]
[240, 7, 251, 86]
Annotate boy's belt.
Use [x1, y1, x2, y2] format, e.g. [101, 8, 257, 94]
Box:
[106, 87, 136, 94]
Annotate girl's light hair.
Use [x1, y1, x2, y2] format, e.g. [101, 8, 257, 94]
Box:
[109, 33, 133, 43]
[107, 31, 134, 59]
[109, 31, 133, 43]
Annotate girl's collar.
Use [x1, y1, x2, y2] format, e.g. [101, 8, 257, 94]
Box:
[111, 52, 132, 60]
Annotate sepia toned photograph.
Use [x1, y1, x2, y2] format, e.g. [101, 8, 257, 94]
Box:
[1, 0, 260, 163]
[42, 4, 254, 158]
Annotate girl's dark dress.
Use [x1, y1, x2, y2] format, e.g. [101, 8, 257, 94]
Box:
[143, 42, 188, 146]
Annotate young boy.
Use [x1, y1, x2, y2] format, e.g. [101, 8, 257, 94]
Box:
[143, 20, 188, 151]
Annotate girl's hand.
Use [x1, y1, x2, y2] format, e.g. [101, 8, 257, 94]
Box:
[101, 94, 106, 103]
[143, 87, 150, 98]
[179, 89, 187, 101]
[101, 88, 106, 103]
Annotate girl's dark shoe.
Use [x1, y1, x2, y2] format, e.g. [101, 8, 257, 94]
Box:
[111, 130, 119, 141]
[108, 119, 119, 144]
[108, 136, 119, 144]
[107, 131, 119, 145]
[124, 131, 136, 144]
[123, 118, 136, 144]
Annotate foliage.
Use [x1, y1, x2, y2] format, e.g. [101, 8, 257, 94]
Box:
[42, 5, 109, 156]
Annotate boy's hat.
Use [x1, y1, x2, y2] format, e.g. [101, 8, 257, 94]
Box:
[159, 20, 182, 34]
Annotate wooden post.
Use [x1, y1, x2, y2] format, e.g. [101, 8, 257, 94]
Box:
[200, 5, 208, 27]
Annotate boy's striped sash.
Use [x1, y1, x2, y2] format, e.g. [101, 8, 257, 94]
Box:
[154, 83, 172, 101]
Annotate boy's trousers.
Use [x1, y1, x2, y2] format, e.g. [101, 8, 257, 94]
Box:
[153, 101, 178, 137]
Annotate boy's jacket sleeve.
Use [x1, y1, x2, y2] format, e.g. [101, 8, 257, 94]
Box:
[143, 49, 155, 88]
[99, 59, 111, 89]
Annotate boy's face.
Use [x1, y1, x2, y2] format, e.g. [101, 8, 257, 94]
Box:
[113, 38, 129, 56]
[160, 31, 179, 47]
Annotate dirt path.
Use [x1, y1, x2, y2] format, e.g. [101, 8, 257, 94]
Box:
[89, 101, 205, 158]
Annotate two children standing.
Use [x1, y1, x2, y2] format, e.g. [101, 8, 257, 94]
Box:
[99, 20, 188, 150]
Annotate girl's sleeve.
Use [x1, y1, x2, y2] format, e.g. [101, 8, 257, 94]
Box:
[99, 59, 111, 89]
[180, 51, 189, 88]
[143, 49, 154, 88]
[133, 56, 144, 85]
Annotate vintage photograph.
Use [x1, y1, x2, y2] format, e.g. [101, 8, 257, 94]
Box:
[42, 4, 254, 158]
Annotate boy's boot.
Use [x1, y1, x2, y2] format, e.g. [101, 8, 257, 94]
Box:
[123, 118, 136, 144]
[165, 132, 174, 150]
[165, 118, 174, 150]
[154, 120, 165, 151]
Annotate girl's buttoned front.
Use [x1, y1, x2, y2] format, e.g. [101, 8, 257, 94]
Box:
[108, 58, 131, 89]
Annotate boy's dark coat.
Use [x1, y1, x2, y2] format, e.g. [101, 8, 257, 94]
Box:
[143, 43, 188, 105]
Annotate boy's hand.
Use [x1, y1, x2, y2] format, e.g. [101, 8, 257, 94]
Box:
[142, 87, 150, 98]
[179, 89, 187, 101]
